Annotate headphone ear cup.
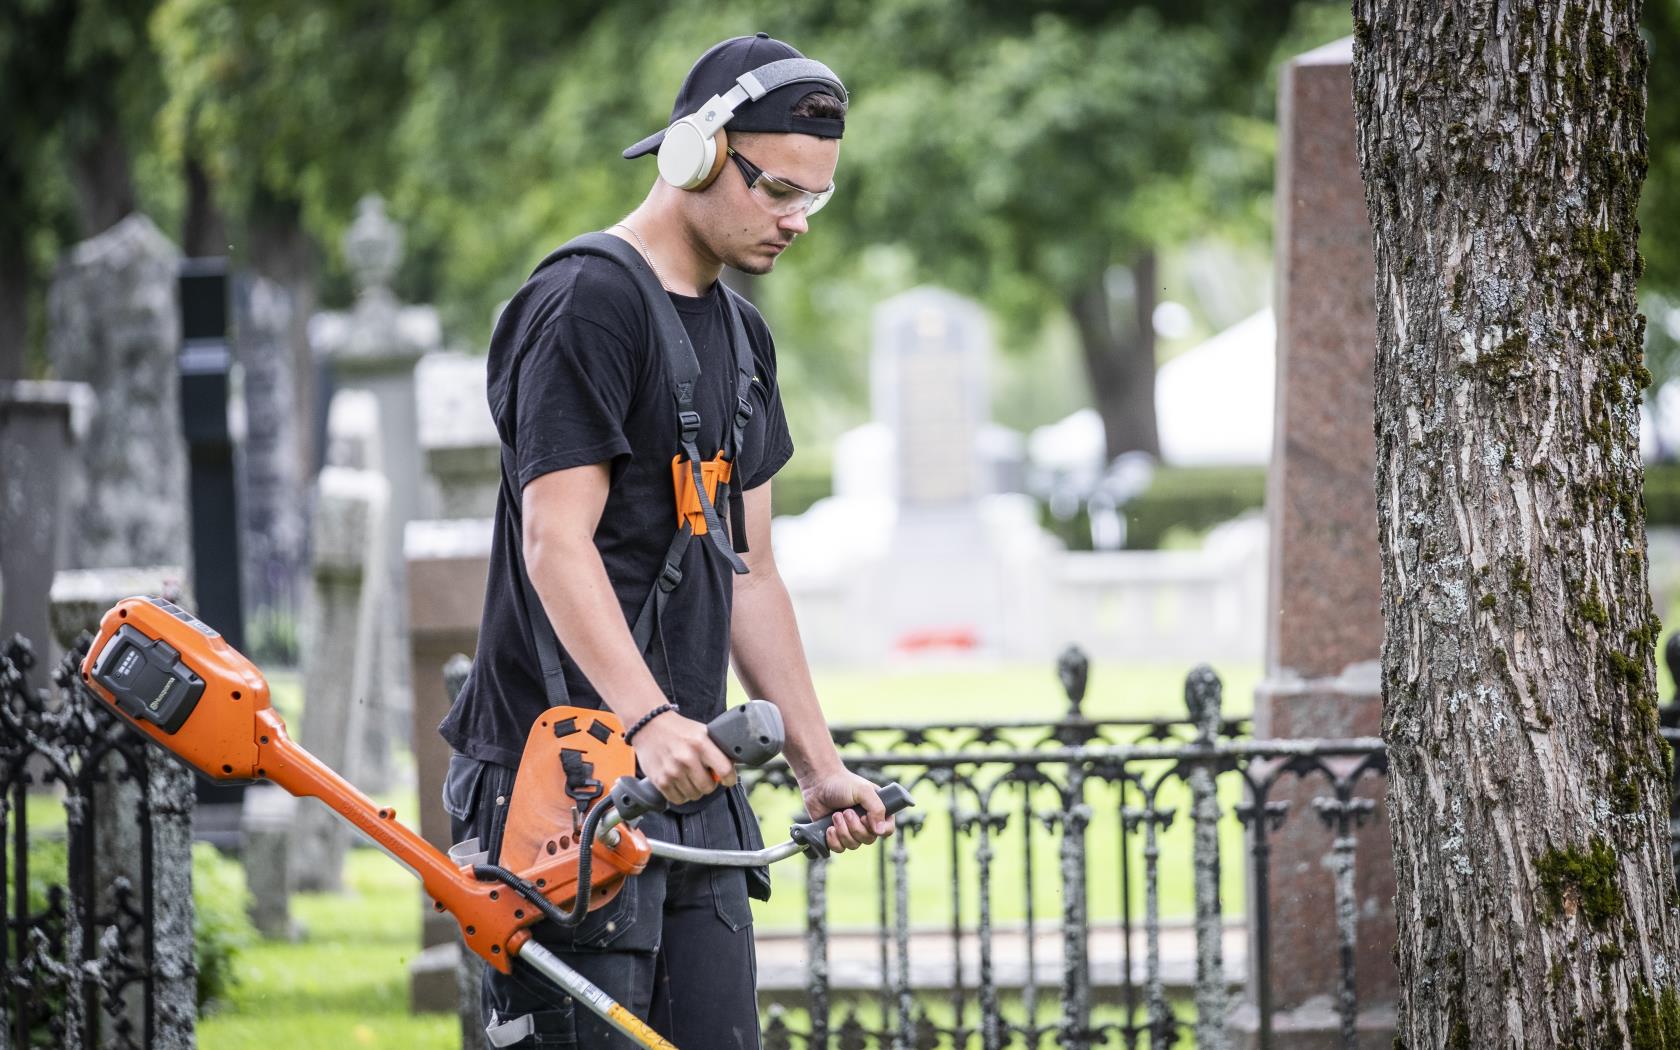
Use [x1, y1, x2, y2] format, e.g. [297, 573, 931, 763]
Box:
[657, 117, 719, 190]
[689, 130, 730, 192]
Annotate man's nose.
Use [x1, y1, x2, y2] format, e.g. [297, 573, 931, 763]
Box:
[778, 209, 809, 236]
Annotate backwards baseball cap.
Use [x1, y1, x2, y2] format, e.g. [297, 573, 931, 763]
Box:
[622, 33, 847, 160]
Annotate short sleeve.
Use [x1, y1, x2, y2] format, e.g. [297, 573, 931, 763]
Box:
[741, 332, 794, 491]
[511, 313, 642, 488]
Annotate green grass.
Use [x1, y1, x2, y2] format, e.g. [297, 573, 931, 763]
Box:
[198, 850, 457, 1050]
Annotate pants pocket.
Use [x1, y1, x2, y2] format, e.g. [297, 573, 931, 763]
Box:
[724, 781, 772, 902]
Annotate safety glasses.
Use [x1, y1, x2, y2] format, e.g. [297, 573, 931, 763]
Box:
[727, 147, 834, 218]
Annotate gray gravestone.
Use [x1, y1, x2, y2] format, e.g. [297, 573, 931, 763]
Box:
[0, 380, 94, 664]
[47, 215, 191, 574]
[416, 352, 500, 519]
[311, 196, 443, 792]
[50, 567, 197, 1050]
[233, 275, 307, 661]
[867, 288, 1021, 656]
[293, 402, 390, 892]
[872, 287, 991, 507]
[240, 784, 298, 939]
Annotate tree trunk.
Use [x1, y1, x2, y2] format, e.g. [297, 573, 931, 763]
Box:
[69, 104, 136, 239]
[0, 229, 29, 382]
[245, 191, 321, 475]
[1069, 251, 1160, 460]
[183, 157, 231, 258]
[1354, 2, 1680, 1045]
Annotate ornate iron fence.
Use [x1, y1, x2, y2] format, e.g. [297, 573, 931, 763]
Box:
[737, 651, 1395, 1050]
[0, 635, 195, 1050]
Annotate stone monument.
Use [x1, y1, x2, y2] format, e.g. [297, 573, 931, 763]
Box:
[293, 390, 390, 892]
[233, 275, 307, 661]
[0, 380, 94, 666]
[46, 214, 191, 574]
[865, 287, 1054, 659]
[415, 351, 501, 519]
[1234, 37, 1396, 1049]
[311, 195, 443, 791]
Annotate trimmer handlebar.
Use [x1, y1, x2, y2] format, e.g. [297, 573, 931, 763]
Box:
[789, 782, 915, 859]
[608, 700, 786, 823]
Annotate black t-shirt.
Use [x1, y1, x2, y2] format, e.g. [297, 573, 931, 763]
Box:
[438, 251, 794, 769]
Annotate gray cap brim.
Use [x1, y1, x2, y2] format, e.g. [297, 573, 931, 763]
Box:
[623, 129, 665, 160]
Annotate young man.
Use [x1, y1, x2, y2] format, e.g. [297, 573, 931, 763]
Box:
[438, 33, 892, 1050]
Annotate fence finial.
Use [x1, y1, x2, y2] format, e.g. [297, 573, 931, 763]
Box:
[1056, 644, 1089, 718]
[1185, 664, 1223, 744]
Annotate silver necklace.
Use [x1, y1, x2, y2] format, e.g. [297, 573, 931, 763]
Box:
[611, 222, 668, 291]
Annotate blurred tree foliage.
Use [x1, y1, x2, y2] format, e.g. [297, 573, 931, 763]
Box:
[12, 2, 1680, 459]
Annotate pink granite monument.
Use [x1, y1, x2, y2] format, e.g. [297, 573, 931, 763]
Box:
[1233, 36, 1397, 1049]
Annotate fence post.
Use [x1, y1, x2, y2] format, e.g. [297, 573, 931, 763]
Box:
[1186, 665, 1229, 1050]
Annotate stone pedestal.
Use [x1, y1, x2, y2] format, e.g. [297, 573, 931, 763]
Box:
[416, 352, 500, 519]
[1237, 36, 1396, 1047]
[405, 518, 491, 1011]
[0, 381, 93, 668]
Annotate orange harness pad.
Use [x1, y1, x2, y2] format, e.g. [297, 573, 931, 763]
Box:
[501, 706, 639, 906]
[670, 454, 733, 535]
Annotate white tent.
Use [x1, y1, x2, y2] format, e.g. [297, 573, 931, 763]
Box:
[1155, 308, 1275, 466]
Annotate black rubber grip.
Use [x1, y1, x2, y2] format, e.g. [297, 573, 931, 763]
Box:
[789, 783, 915, 859]
[608, 775, 669, 823]
[612, 701, 787, 822]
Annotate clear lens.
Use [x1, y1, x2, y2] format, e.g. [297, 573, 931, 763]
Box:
[750, 171, 834, 217]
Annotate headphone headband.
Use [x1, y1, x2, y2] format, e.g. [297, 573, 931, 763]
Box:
[735, 58, 848, 106]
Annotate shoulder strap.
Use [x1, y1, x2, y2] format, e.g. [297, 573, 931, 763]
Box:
[501, 440, 573, 708]
[717, 286, 758, 553]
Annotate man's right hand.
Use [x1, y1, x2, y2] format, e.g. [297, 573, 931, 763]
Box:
[630, 709, 738, 806]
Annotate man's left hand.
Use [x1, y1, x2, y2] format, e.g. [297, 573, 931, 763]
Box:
[800, 768, 896, 854]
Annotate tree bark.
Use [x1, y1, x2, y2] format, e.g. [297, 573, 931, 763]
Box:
[183, 157, 231, 258]
[69, 103, 136, 239]
[1354, 2, 1680, 1045]
[0, 229, 29, 382]
[1070, 250, 1160, 460]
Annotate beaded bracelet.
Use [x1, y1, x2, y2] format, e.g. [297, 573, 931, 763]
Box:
[623, 703, 677, 745]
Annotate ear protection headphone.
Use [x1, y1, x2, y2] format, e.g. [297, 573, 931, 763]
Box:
[657, 58, 848, 191]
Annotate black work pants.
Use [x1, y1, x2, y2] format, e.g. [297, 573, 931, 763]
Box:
[445, 755, 762, 1049]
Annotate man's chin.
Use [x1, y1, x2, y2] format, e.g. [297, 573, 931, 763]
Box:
[727, 249, 780, 277]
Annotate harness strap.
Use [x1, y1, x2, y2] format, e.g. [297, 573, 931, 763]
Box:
[719, 288, 757, 554]
[502, 441, 572, 710]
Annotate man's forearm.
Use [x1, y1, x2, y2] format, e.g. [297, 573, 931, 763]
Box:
[729, 565, 844, 782]
[527, 533, 669, 725]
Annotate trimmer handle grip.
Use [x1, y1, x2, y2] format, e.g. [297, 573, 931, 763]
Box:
[608, 775, 669, 823]
[609, 701, 787, 823]
[789, 782, 915, 860]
